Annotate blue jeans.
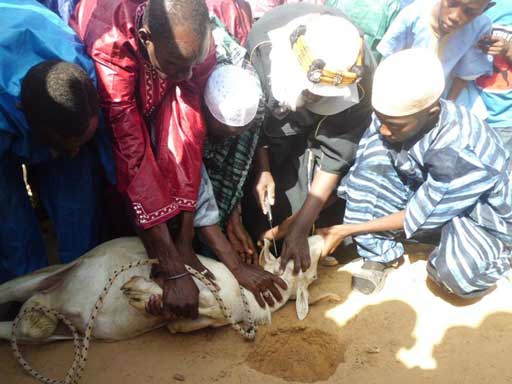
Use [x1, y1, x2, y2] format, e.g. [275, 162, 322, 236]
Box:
[0, 146, 103, 283]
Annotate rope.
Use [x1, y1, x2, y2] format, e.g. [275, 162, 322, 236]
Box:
[11, 259, 257, 384]
[185, 265, 257, 340]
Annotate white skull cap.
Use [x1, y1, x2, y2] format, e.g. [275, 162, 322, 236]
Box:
[204, 64, 262, 127]
[372, 48, 445, 117]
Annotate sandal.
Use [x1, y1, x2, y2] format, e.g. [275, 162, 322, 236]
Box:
[352, 260, 390, 295]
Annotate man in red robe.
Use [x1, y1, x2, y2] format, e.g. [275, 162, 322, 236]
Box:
[71, 0, 216, 319]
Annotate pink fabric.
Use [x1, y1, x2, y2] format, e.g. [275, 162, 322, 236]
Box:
[246, 0, 283, 18]
[246, 0, 324, 18]
[206, 0, 253, 45]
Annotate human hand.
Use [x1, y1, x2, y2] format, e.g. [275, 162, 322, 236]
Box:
[144, 271, 201, 320]
[176, 238, 216, 283]
[262, 213, 297, 242]
[478, 35, 510, 56]
[161, 275, 200, 319]
[227, 205, 258, 265]
[176, 212, 216, 282]
[279, 229, 310, 275]
[253, 170, 275, 215]
[316, 225, 349, 257]
[231, 263, 287, 308]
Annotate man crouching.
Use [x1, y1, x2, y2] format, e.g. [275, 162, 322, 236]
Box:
[320, 48, 512, 298]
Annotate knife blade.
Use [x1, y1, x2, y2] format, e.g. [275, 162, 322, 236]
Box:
[265, 195, 279, 257]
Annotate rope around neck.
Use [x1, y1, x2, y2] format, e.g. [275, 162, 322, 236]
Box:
[11, 259, 257, 384]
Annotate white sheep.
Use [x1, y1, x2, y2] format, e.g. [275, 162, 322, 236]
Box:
[0, 235, 326, 342]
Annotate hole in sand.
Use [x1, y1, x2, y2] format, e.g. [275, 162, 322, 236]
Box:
[247, 326, 345, 383]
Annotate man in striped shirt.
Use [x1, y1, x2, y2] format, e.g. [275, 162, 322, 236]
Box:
[319, 48, 512, 298]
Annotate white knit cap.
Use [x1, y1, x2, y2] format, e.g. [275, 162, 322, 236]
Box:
[268, 13, 362, 115]
[372, 48, 445, 117]
[204, 64, 262, 127]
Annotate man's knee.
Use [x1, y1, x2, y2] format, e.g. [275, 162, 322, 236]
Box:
[427, 261, 493, 299]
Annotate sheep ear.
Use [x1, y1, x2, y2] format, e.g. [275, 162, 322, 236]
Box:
[295, 281, 309, 320]
[259, 239, 277, 267]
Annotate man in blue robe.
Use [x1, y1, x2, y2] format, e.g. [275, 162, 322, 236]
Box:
[0, 0, 115, 283]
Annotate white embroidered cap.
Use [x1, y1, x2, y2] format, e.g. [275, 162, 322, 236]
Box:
[204, 64, 262, 127]
[372, 48, 446, 117]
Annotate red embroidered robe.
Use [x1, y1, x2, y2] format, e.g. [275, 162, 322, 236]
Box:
[71, 0, 215, 229]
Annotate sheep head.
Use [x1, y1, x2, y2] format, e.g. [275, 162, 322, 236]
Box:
[259, 235, 325, 320]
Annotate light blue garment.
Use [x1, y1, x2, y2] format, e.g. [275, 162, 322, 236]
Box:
[400, 0, 415, 8]
[194, 166, 221, 228]
[0, 0, 115, 183]
[377, 0, 492, 84]
[339, 100, 512, 297]
[475, 2, 512, 131]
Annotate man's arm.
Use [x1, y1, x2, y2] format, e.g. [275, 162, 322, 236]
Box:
[199, 224, 287, 308]
[278, 170, 341, 274]
[79, 25, 200, 318]
[319, 211, 406, 256]
[446, 77, 468, 100]
[505, 40, 512, 64]
[277, 95, 372, 274]
[84, 36, 178, 229]
[138, 221, 200, 319]
[479, 34, 512, 64]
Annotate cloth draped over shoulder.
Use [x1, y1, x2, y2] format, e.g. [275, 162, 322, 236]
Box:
[70, 0, 216, 229]
[0, 0, 114, 183]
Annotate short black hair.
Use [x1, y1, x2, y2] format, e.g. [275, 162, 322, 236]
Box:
[21, 60, 98, 138]
[145, 0, 209, 45]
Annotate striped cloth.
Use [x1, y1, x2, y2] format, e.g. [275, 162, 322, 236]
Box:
[203, 99, 264, 228]
[195, 17, 264, 229]
[339, 100, 512, 297]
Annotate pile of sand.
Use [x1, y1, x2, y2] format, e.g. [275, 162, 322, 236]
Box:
[247, 325, 345, 382]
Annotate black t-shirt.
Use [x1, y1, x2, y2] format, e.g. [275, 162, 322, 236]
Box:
[246, 3, 375, 175]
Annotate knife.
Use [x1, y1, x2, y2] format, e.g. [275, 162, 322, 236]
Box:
[265, 195, 279, 257]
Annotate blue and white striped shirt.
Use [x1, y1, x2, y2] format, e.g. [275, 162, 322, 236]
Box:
[364, 100, 512, 242]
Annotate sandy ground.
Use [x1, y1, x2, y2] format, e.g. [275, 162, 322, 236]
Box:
[2, 243, 512, 384]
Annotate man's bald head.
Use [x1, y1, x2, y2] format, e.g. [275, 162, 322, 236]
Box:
[140, 0, 210, 80]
